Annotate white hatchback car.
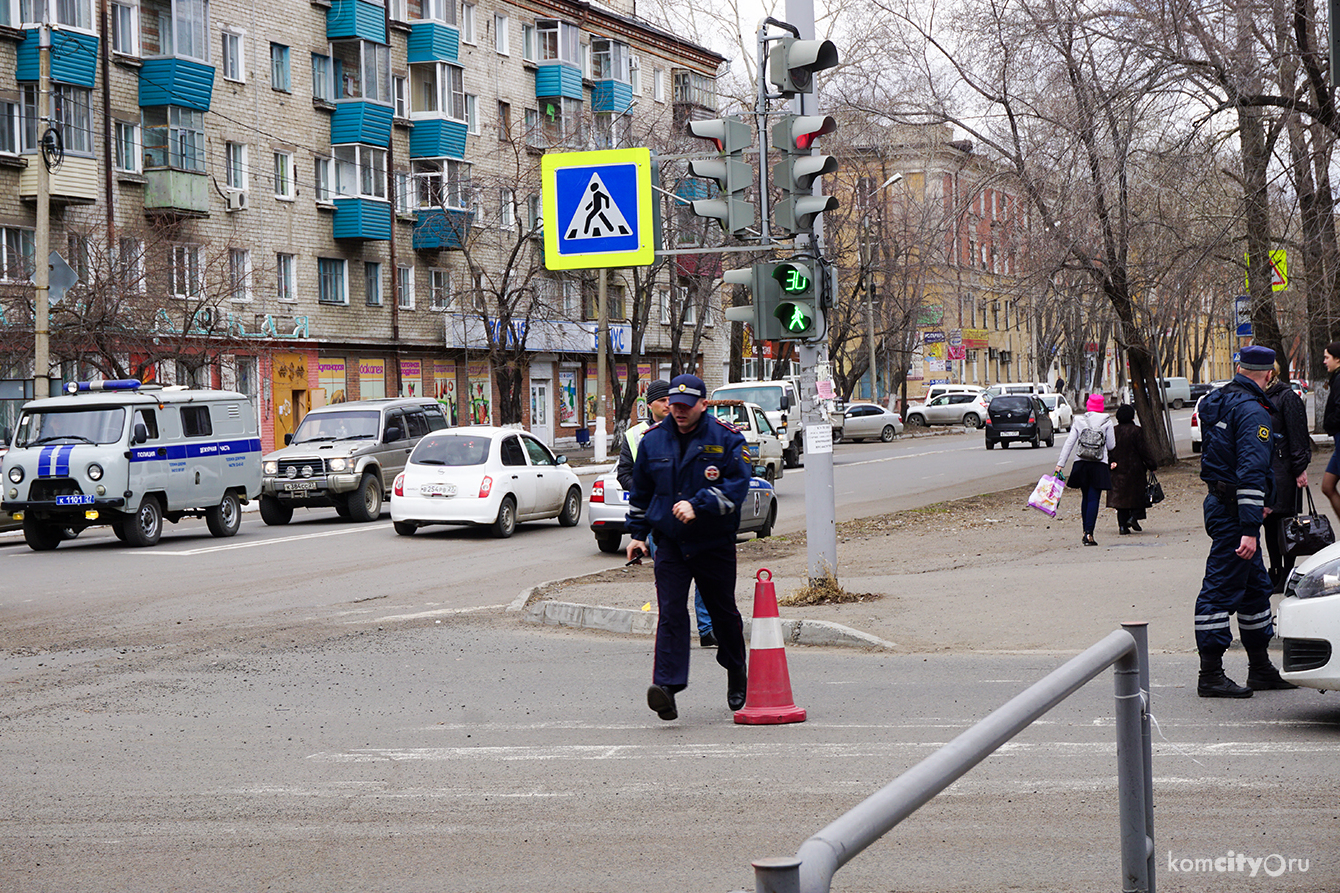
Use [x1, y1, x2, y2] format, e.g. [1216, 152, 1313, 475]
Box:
[1278, 542, 1340, 690]
[1039, 393, 1073, 432]
[390, 427, 582, 538]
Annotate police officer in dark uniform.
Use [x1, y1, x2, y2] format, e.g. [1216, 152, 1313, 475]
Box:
[626, 373, 751, 721]
[1195, 345, 1296, 697]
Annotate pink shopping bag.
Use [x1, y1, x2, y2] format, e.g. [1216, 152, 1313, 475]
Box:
[1027, 474, 1065, 517]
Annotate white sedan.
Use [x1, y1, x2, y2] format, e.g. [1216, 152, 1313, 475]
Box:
[390, 426, 583, 538]
[836, 402, 905, 442]
[1279, 543, 1340, 690]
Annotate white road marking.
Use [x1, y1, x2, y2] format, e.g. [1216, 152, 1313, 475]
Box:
[373, 604, 509, 621]
[155, 523, 388, 555]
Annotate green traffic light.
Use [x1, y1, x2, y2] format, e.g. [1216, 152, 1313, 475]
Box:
[779, 268, 809, 294]
[777, 302, 813, 333]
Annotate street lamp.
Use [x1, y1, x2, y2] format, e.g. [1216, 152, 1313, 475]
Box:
[861, 173, 903, 403]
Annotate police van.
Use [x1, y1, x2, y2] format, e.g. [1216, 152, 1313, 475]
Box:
[1, 379, 261, 550]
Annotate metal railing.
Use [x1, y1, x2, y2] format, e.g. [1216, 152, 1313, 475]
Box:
[750, 622, 1154, 893]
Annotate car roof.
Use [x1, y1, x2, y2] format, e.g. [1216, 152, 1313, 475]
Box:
[307, 398, 441, 414]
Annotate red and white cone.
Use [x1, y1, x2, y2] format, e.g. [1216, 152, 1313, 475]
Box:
[734, 568, 806, 725]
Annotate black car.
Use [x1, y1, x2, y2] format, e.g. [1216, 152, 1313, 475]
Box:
[984, 394, 1055, 449]
[1188, 381, 1215, 402]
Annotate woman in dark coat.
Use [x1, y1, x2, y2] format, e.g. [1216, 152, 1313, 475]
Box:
[1264, 363, 1312, 591]
[1106, 404, 1157, 534]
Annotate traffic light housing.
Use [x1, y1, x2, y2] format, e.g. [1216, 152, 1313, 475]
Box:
[686, 116, 755, 236]
[723, 264, 783, 341]
[771, 259, 820, 340]
[768, 37, 839, 97]
[772, 115, 839, 238]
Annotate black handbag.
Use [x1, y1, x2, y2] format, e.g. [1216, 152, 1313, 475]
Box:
[1284, 488, 1336, 559]
[1146, 470, 1165, 506]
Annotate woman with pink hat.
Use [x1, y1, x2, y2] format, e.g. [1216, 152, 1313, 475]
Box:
[1054, 393, 1117, 545]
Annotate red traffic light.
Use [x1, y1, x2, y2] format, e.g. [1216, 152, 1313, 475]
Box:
[776, 115, 837, 151]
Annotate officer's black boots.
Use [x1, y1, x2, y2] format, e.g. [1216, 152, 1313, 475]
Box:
[647, 684, 682, 721]
[1246, 647, 1298, 691]
[1197, 650, 1253, 698]
[726, 666, 748, 711]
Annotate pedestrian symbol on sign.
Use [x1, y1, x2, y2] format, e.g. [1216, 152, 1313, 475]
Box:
[565, 173, 632, 240]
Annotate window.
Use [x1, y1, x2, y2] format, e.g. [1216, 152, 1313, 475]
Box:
[25, 85, 93, 155]
[65, 232, 90, 280]
[181, 405, 213, 438]
[314, 156, 332, 202]
[224, 141, 246, 190]
[312, 53, 334, 101]
[144, 0, 206, 60]
[522, 23, 535, 61]
[228, 248, 252, 302]
[0, 227, 34, 282]
[118, 238, 144, 293]
[394, 170, 412, 214]
[494, 14, 508, 54]
[318, 258, 348, 305]
[419, 0, 455, 24]
[537, 18, 579, 64]
[526, 194, 541, 234]
[388, 0, 405, 20]
[270, 43, 291, 91]
[170, 243, 204, 299]
[591, 38, 629, 81]
[673, 69, 715, 107]
[630, 56, 641, 94]
[429, 268, 450, 310]
[658, 288, 670, 324]
[113, 120, 140, 172]
[409, 62, 466, 120]
[499, 188, 515, 229]
[221, 30, 243, 81]
[51, 0, 93, 29]
[110, 0, 139, 54]
[653, 68, 664, 102]
[272, 151, 294, 199]
[334, 144, 387, 199]
[497, 100, 511, 141]
[537, 96, 581, 145]
[365, 262, 382, 307]
[398, 264, 414, 309]
[393, 75, 407, 117]
[332, 39, 390, 102]
[0, 101, 17, 154]
[276, 252, 295, 302]
[412, 158, 470, 209]
[142, 106, 205, 171]
[466, 94, 479, 134]
[460, 2, 475, 43]
[524, 107, 541, 148]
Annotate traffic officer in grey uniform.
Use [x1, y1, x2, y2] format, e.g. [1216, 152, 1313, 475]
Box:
[1195, 344, 1296, 697]
[626, 373, 751, 721]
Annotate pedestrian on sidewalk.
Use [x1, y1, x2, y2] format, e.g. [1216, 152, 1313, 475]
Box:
[1320, 342, 1340, 520]
[1263, 361, 1311, 591]
[616, 380, 718, 648]
[626, 374, 751, 721]
[1106, 404, 1157, 535]
[1054, 393, 1116, 546]
[1194, 344, 1295, 698]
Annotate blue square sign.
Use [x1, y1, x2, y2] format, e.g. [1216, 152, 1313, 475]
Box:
[542, 148, 654, 270]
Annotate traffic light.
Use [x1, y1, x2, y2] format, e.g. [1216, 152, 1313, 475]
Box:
[723, 264, 783, 341]
[768, 37, 839, 97]
[771, 259, 820, 340]
[772, 115, 839, 238]
[686, 115, 755, 236]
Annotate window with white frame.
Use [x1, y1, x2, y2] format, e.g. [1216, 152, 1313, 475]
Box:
[317, 257, 348, 305]
[270, 43, 291, 92]
[522, 23, 535, 61]
[273, 150, 294, 198]
[110, 0, 139, 54]
[497, 100, 511, 141]
[630, 56, 641, 94]
[499, 188, 515, 229]
[388, 0, 405, 21]
[397, 264, 414, 309]
[311, 52, 334, 101]
[25, 85, 93, 154]
[365, 261, 382, 307]
[142, 105, 204, 171]
[562, 279, 580, 319]
[461, 2, 475, 43]
[429, 268, 450, 310]
[314, 155, 333, 202]
[412, 158, 469, 209]
[466, 94, 478, 134]
[537, 18, 579, 64]
[0, 227, 34, 282]
[224, 141, 246, 190]
[494, 14, 508, 54]
[143, 0, 206, 60]
[118, 237, 144, 293]
[228, 248, 252, 302]
[334, 144, 387, 199]
[221, 30, 243, 81]
[653, 68, 664, 102]
[419, 0, 455, 24]
[65, 232, 90, 279]
[526, 194, 541, 234]
[658, 288, 670, 324]
[524, 107, 540, 148]
[49, 0, 93, 29]
[113, 120, 140, 172]
[393, 75, 407, 117]
[394, 170, 412, 214]
[0, 101, 17, 155]
[276, 252, 295, 302]
[591, 38, 629, 81]
[409, 62, 465, 120]
[170, 243, 204, 299]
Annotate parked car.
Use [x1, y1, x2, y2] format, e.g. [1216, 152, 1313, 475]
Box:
[921, 384, 984, 404]
[984, 394, 1054, 449]
[1278, 542, 1340, 690]
[704, 400, 784, 481]
[1187, 381, 1215, 402]
[905, 393, 986, 428]
[834, 402, 904, 442]
[710, 380, 804, 468]
[1039, 393, 1073, 432]
[588, 468, 777, 554]
[1189, 385, 1227, 453]
[390, 427, 582, 538]
[259, 398, 450, 525]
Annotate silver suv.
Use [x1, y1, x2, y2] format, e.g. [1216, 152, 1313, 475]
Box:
[260, 399, 449, 524]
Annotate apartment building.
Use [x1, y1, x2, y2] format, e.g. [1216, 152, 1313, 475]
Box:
[0, 0, 726, 449]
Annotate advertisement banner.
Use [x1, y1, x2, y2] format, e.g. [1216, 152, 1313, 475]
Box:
[467, 361, 492, 425]
[558, 369, 578, 426]
[948, 345, 966, 361]
[318, 357, 347, 404]
[963, 328, 989, 349]
[926, 341, 947, 360]
[923, 331, 946, 344]
[359, 358, 386, 400]
[399, 359, 422, 397]
[585, 369, 598, 423]
[433, 361, 458, 425]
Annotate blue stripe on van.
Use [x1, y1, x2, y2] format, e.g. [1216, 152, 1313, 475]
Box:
[55, 444, 74, 476]
[127, 438, 262, 462]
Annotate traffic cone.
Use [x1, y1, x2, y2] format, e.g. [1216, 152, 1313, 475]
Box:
[734, 569, 806, 725]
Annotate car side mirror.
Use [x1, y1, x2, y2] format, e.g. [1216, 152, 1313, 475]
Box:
[780, 394, 791, 410]
[132, 423, 148, 445]
[284, 433, 294, 445]
[554, 454, 568, 466]
[385, 426, 403, 442]
[753, 464, 769, 478]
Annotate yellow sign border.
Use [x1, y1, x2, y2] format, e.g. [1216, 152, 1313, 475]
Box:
[542, 148, 655, 270]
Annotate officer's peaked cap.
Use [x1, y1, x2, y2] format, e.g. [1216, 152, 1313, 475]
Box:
[667, 374, 706, 405]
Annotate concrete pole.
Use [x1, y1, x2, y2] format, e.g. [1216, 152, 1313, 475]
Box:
[595, 267, 608, 460]
[33, 20, 51, 398]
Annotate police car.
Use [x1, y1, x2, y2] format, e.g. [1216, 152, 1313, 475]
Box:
[2, 380, 262, 550]
[1278, 542, 1340, 690]
[588, 469, 777, 554]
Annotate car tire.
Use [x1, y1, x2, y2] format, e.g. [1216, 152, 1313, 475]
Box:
[1173, 399, 1185, 409]
[558, 486, 582, 527]
[22, 516, 62, 551]
[259, 494, 293, 526]
[907, 414, 926, 427]
[985, 440, 995, 450]
[205, 491, 242, 538]
[122, 496, 163, 547]
[765, 464, 777, 484]
[832, 429, 843, 444]
[596, 532, 623, 554]
[963, 413, 981, 429]
[1046, 433, 1055, 448]
[492, 495, 517, 538]
[394, 520, 417, 536]
[784, 441, 802, 469]
[347, 473, 383, 522]
[333, 502, 352, 519]
[1031, 437, 1040, 449]
[880, 425, 896, 442]
[756, 504, 776, 539]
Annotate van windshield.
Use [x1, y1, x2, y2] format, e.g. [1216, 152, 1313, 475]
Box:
[291, 410, 381, 443]
[16, 407, 127, 446]
[714, 387, 782, 411]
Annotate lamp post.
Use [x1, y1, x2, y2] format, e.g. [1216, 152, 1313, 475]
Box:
[861, 173, 902, 403]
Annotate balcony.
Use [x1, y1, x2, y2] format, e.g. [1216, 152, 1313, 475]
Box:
[407, 20, 458, 63]
[326, 0, 386, 41]
[18, 156, 98, 205]
[413, 208, 472, 250]
[142, 168, 211, 217]
[332, 197, 391, 240]
[17, 28, 98, 87]
[138, 57, 214, 110]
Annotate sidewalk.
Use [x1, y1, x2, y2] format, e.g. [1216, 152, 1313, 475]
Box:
[519, 458, 1302, 655]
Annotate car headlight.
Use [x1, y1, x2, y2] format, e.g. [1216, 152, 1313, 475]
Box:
[7, 465, 22, 483]
[263, 460, 278, 475]
[328, 458, 348, 472]
[1292, 557, 1340, 600]
[87, 463, 103, 481]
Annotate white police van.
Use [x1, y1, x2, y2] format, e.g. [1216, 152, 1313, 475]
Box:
[2, 379, 261, 550]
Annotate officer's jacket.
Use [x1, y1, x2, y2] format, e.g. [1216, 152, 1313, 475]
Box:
[1199, 373, 1275, 533]
[626, 414, 751, 556]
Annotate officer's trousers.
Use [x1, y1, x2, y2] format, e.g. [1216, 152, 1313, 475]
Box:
[1195, 494, 1275, 653]
[651, 536, 747, 688]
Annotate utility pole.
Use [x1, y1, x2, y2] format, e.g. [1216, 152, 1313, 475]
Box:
[33, 14, 52, 398]
[595, 267, 608, 461]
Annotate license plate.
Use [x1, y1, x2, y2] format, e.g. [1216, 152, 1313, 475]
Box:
[1000, 431, 1018, 437]
[282, 480, 319, 491]
[55, 494, 94, 505]
[420, 483, 458, 497]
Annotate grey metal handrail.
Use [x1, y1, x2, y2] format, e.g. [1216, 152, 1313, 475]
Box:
[751, 622, 1154, 893]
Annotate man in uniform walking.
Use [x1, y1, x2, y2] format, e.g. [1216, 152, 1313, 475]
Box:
[1195, 344, 1296, 697]
[626, 373, 750, 721]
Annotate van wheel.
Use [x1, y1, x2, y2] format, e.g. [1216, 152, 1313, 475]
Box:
[123, 496, 163, 547]
[205, 492, 242, 538]
[881, 425, 897, 442]
[558, 486, 582, 527]
[259, 495, 293, 526]
[22, 516, 62, 551]
[1173, 399, 1185, 409]
[783, 442, 802, 468]
[347, 473, 383, 522]
[765, 464, 777, 484]
[756, 503, 776, 539]
[394, 520, 417, 536]
[596, 532, 623, 554]
[492, 495, 517, 538]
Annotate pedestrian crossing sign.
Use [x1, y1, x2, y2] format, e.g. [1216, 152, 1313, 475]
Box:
[542, 148, 655, 270]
